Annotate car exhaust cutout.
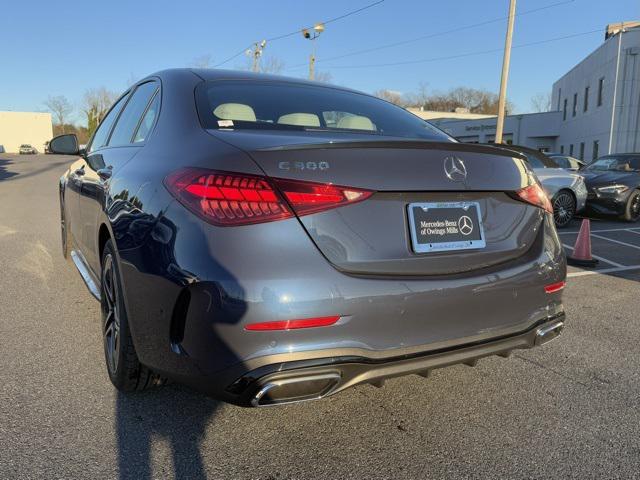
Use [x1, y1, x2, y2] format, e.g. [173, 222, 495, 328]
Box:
[534, 321, 564, 346]
[251, 373, 341, 407]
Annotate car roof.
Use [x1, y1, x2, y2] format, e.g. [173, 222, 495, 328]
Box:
[144, 68, 365, 96]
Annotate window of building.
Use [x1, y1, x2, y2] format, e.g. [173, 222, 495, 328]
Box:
[557, 88, 562, 111]
[597, 77, 604, 106]
[592, 140, 599, 160]
[560, 145, 564, 154]
[572, 93, 577, 117]
[569, 144, 574, 156]
[563, 98, 567, 121]
[583, 86, 589, 112]
[579, 142, 585, 160]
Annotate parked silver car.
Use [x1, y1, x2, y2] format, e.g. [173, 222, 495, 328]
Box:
[493, 145, 587, 228]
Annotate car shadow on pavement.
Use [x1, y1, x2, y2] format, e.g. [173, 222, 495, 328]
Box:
[112, 213, 248, 480]
[116, 387, 221, 480]
[0, 158, 18, 180]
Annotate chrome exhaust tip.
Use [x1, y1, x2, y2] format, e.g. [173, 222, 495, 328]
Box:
[251, 372, 341, 407]
[535, 321, 564, 346]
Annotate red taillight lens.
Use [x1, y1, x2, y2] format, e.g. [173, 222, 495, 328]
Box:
[544, 280, 566, 293]
[245, 315, 341, 331]
[515, 183, 553, 214]
[164, 168, 294, 226]
[165, 168, 374, 226]
[272, 177, 374, 216]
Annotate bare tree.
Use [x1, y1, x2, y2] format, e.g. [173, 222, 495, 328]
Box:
[404, 82, 429, 109]
[373, 89, 406, 106]
[530, 92, 552, 112]
[44, 95, 73, 134]
[314, 70, 333, 84]
[191, 54, 214, 69]
[82, 87, 118, 137]
[259, 56, 285, 74]
[239, 55, 285, 74]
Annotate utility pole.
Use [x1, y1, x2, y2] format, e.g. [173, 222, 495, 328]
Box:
[494, 0, 517, 144]
[247, 40, 267, 72]
[302, 23, 325, 80]
[608, 25, 624, 154]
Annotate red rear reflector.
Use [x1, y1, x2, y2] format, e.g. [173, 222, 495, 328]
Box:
[544, 281, 566, 293]
[515, 183, 553, 214]
[245, 315, 341, 331]
[272, 177, 374, 216]
[165, 168, 375, 226]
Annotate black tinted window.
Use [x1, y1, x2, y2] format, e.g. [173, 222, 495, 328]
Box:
[109, 82, 158, 146]
[196, 81, 453, 142]
[133, 91, 160, 143]
[89, 94, 128, 152]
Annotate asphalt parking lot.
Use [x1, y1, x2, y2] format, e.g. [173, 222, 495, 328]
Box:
[1, 154, 640, 480]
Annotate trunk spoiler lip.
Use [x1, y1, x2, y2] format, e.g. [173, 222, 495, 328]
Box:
[252, 139, 527, 159]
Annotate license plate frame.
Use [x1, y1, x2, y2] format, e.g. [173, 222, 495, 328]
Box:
[407, 201, 486, 254]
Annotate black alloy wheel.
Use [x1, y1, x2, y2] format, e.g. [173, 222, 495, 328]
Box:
[623, 189, 640, 222]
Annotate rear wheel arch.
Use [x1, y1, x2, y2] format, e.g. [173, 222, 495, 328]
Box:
[98, 224, 112, 265]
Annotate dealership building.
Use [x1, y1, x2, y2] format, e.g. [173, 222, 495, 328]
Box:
[0, 111, 53, 154]
[428, 22, 640, 160]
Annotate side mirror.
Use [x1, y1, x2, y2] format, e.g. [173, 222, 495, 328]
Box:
[49, 134, 80, 155]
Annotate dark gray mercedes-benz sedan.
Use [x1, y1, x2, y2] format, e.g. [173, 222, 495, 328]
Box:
[52, 69, 566, 406]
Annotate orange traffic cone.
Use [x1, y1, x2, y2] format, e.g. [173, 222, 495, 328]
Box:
[567, 219, 598, 267]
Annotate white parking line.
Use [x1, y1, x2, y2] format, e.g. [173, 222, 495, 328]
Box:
[568, 265, 640, 278]
[562, 243, 625, 267]
[590, 234, 640, 251]
[558, 227, 640, 234]
[627, 229, 640, 236]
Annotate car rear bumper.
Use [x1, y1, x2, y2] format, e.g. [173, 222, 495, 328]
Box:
[175, 312, 565, 406]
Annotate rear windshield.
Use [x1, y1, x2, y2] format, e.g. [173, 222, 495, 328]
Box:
[195, 80, 453, 142]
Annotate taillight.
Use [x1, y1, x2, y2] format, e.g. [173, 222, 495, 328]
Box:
[515, 183, 553, 214]
[164, 168, 374, 226]
[272, 177, 373, 216]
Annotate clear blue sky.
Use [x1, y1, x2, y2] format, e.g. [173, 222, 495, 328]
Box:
[2, 0, 637, 123]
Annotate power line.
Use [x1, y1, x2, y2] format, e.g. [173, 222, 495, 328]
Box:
[212, 0, 385, 68]
[286, 0, 575, 70]
[313, 28, 602, 70]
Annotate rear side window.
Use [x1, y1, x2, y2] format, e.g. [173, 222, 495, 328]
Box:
[133, 91, 160, 143]
[109, 81, 158, 147]
[88, 94, 129, 153]
[524, 153, 545, 169]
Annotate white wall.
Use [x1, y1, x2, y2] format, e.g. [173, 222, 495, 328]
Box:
[552, 28, 640, 160]
[0, 111, 53, 153]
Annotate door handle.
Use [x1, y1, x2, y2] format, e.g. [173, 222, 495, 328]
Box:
[97, 167, 112, 181]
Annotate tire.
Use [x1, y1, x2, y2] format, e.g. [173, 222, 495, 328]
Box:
[60, 194, 71, 259]
[622, 189, 640, 222]
[552, 190, 576, 228]
[101, 240, 163, 391]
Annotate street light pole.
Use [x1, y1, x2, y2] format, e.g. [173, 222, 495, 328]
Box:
[302, 23, 325, 80]
[608, 25, 624, 154]
[494, 0, 517, 145]
[247, 40, 267, 72]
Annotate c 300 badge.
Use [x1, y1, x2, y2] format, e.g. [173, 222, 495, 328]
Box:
[278, 161, 330, 171]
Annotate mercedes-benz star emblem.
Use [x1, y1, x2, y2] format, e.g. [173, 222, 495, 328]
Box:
[444, 156, 467, 182]
[458, 215, 474, 236]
